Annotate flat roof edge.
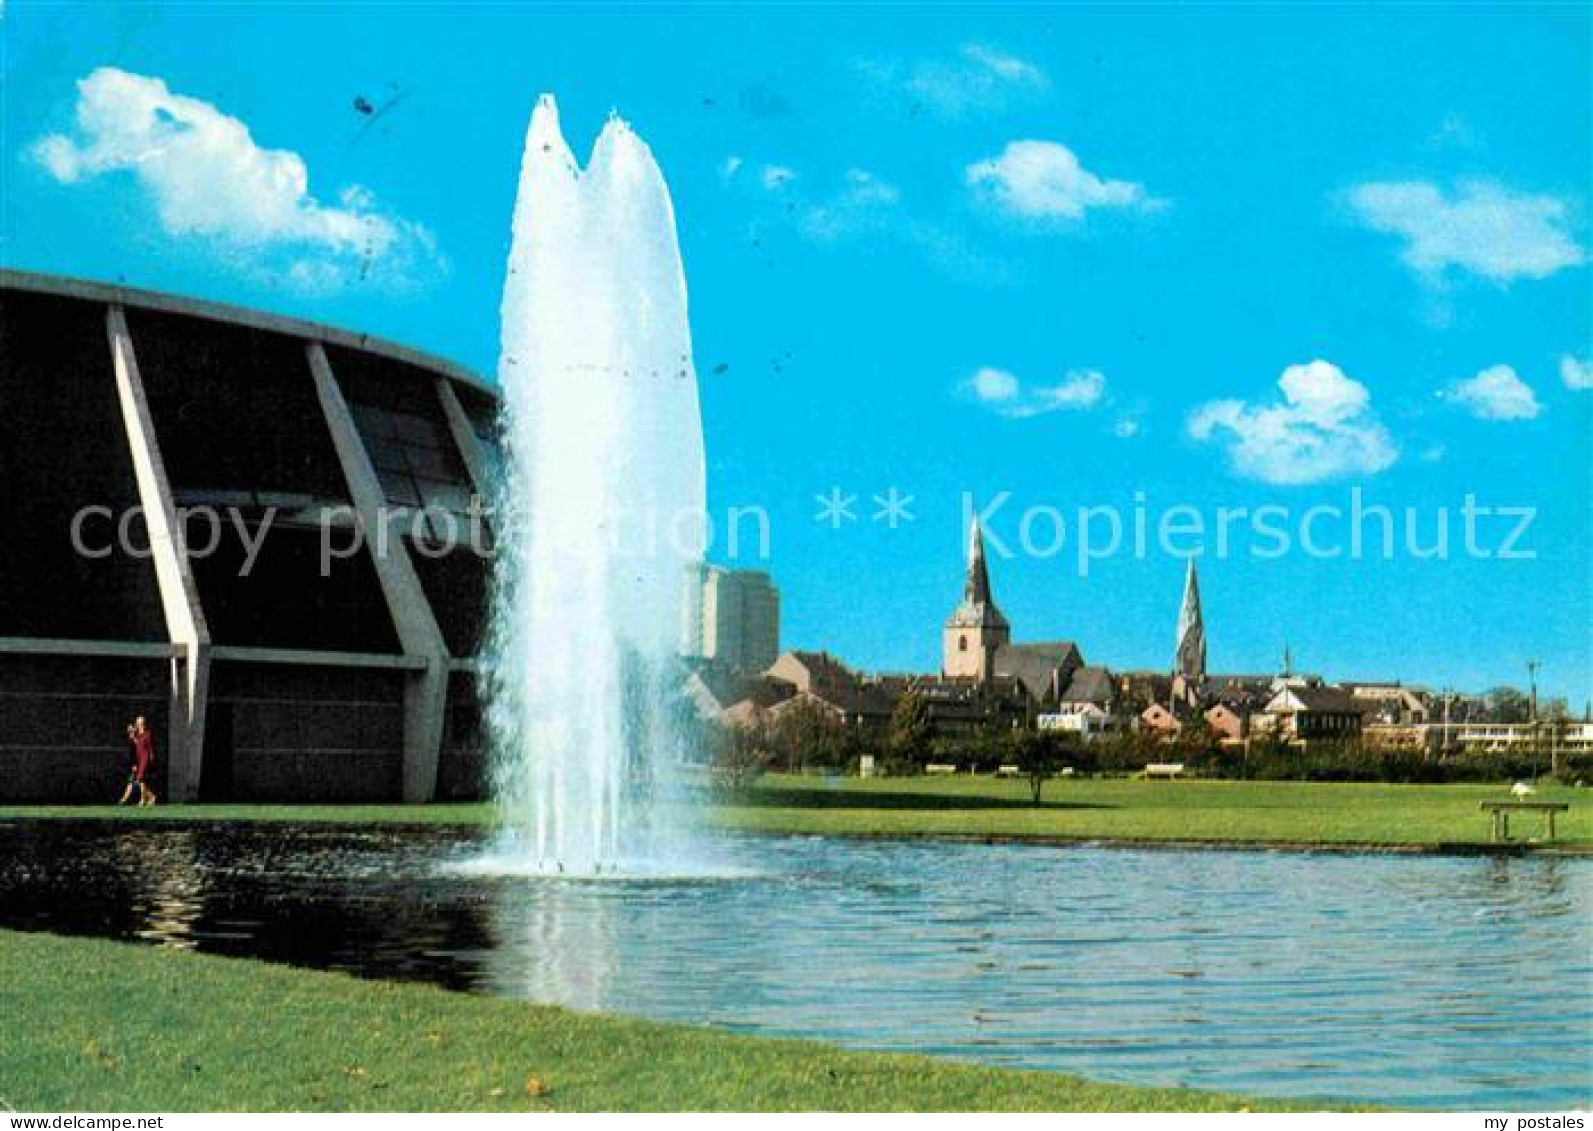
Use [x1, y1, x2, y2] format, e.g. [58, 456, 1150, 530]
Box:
[0, 268, 497, 400]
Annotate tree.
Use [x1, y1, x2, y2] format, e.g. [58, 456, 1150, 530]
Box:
[1008, 729, 1078, 805]
[965, 721, 1011, 772]
[886, 689, 935, 771]
[1485, 687, 1531, 724]
[1173, 713, 1219, 760]
[769, 698, 849, 772]
[707, 719, 775, 794]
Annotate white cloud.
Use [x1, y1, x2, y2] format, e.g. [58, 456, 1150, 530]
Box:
[30, 67, 440, 290]
[1445, 364, 1542, 420]
[1561, 354, 1593, 390]
[966, 140, 1160, 222]
[1346, 179, 1585, 284]
[969, 366, 1021, 402]
[962, 365, 1106, 418]
[866, 42, 1048, 117]
[732, 158, 1006, 282]
[1428, 113, 1481, 152]
[959, 44, 1046, 87]
[1112, 418, 1142, 439]
[1188, 360, 1398, 485]
[799, 168, 901, 241]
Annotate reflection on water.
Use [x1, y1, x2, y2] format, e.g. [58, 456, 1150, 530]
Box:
[1, 821, 1588, 1110]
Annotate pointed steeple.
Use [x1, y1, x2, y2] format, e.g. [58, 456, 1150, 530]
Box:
[948, 516, 1009, 630]
[1174, 557, 1206, 682]
[943, 515, 1011, 680]
[963, 516, 992, 605]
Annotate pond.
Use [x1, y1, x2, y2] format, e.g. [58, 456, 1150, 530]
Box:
[1, 820, 1588, 1109]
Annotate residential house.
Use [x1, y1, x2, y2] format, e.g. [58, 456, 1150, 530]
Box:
[1255, 683, 1364, 746]
[1204, 702, 1246, 743]
[1141, 702, 1180, 735]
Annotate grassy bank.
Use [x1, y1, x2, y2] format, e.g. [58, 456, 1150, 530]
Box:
[719, 774, 1592, 849]
[3, 777, 1587, 849]
[0, 929, 1321, 1112]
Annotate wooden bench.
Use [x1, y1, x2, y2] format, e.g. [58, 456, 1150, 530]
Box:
[925, 763, 958, 775]
[994, 764, 1021, 778]
[1480, 800, 1569, 842]
[1143, 762, 1185, 780]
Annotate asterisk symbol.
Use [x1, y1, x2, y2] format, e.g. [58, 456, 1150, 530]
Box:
[814, 487, 857, 529]
[872, 487, 915, 528]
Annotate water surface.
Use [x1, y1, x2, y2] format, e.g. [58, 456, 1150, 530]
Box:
[1, 821, 1588, 1109]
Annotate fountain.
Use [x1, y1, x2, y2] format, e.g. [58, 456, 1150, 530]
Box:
[482, 95, 707, 875]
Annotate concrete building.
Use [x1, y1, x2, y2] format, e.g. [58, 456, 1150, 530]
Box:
[1, 271, 498, 803]
[682, 564, 780, 672]
[1425, 721, 1593, 755]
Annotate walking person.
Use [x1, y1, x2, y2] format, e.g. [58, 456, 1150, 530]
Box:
[117, 716, 158, 806]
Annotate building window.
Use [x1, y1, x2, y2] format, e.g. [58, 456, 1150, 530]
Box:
[959, 635, 968, 653]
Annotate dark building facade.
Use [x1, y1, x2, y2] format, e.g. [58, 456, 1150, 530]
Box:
[0, 271, 499, 803]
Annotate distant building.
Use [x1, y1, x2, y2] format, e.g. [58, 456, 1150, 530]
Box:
[996, 642, 1084, 705]
[1141, 702, 1180, 734]
[1425, 720, 1593, 755]
[1039, 700, 1119, 739]
[761, 652, 901, 733]
[680, 658, 794, 724]
[1206, 674, 1275, 710]
[767, 649, 860, 700]
[1204, 702, 1246, 743]
[1254, 683, 1364, 746]
[1345, 682, 1429, 725]
[941, 517, 1098, 712]
[681, 564, 780, 672]
[1119, 670, 1173, 713]
[877, 673, 1030, 737]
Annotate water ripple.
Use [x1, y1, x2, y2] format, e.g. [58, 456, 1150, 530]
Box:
[0, 823, 1587, 1109]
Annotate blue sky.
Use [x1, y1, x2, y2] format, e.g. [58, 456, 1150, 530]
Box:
[3, 3, 1590, 701]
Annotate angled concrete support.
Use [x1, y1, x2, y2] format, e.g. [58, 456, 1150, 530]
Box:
[308, 341, 451, 802]
[435, 377, 492, 501]
[107, 305, 211, 802]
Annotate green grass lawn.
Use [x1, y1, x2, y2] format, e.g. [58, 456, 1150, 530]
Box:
[3, 776, 1586, 849]
[0, 929, 1329, 1112]
[719, 774, 1593, 849]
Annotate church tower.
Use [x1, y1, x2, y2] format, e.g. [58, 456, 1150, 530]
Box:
[943, 516, 1010, 680]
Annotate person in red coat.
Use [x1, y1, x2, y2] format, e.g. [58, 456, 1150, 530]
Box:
[118, 716, 158, 806]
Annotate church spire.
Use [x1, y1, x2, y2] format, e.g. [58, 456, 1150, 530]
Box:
[943, 515, 1011, 679]
[964, 516, 994, 607]
[1174, 557, 1206, 682]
